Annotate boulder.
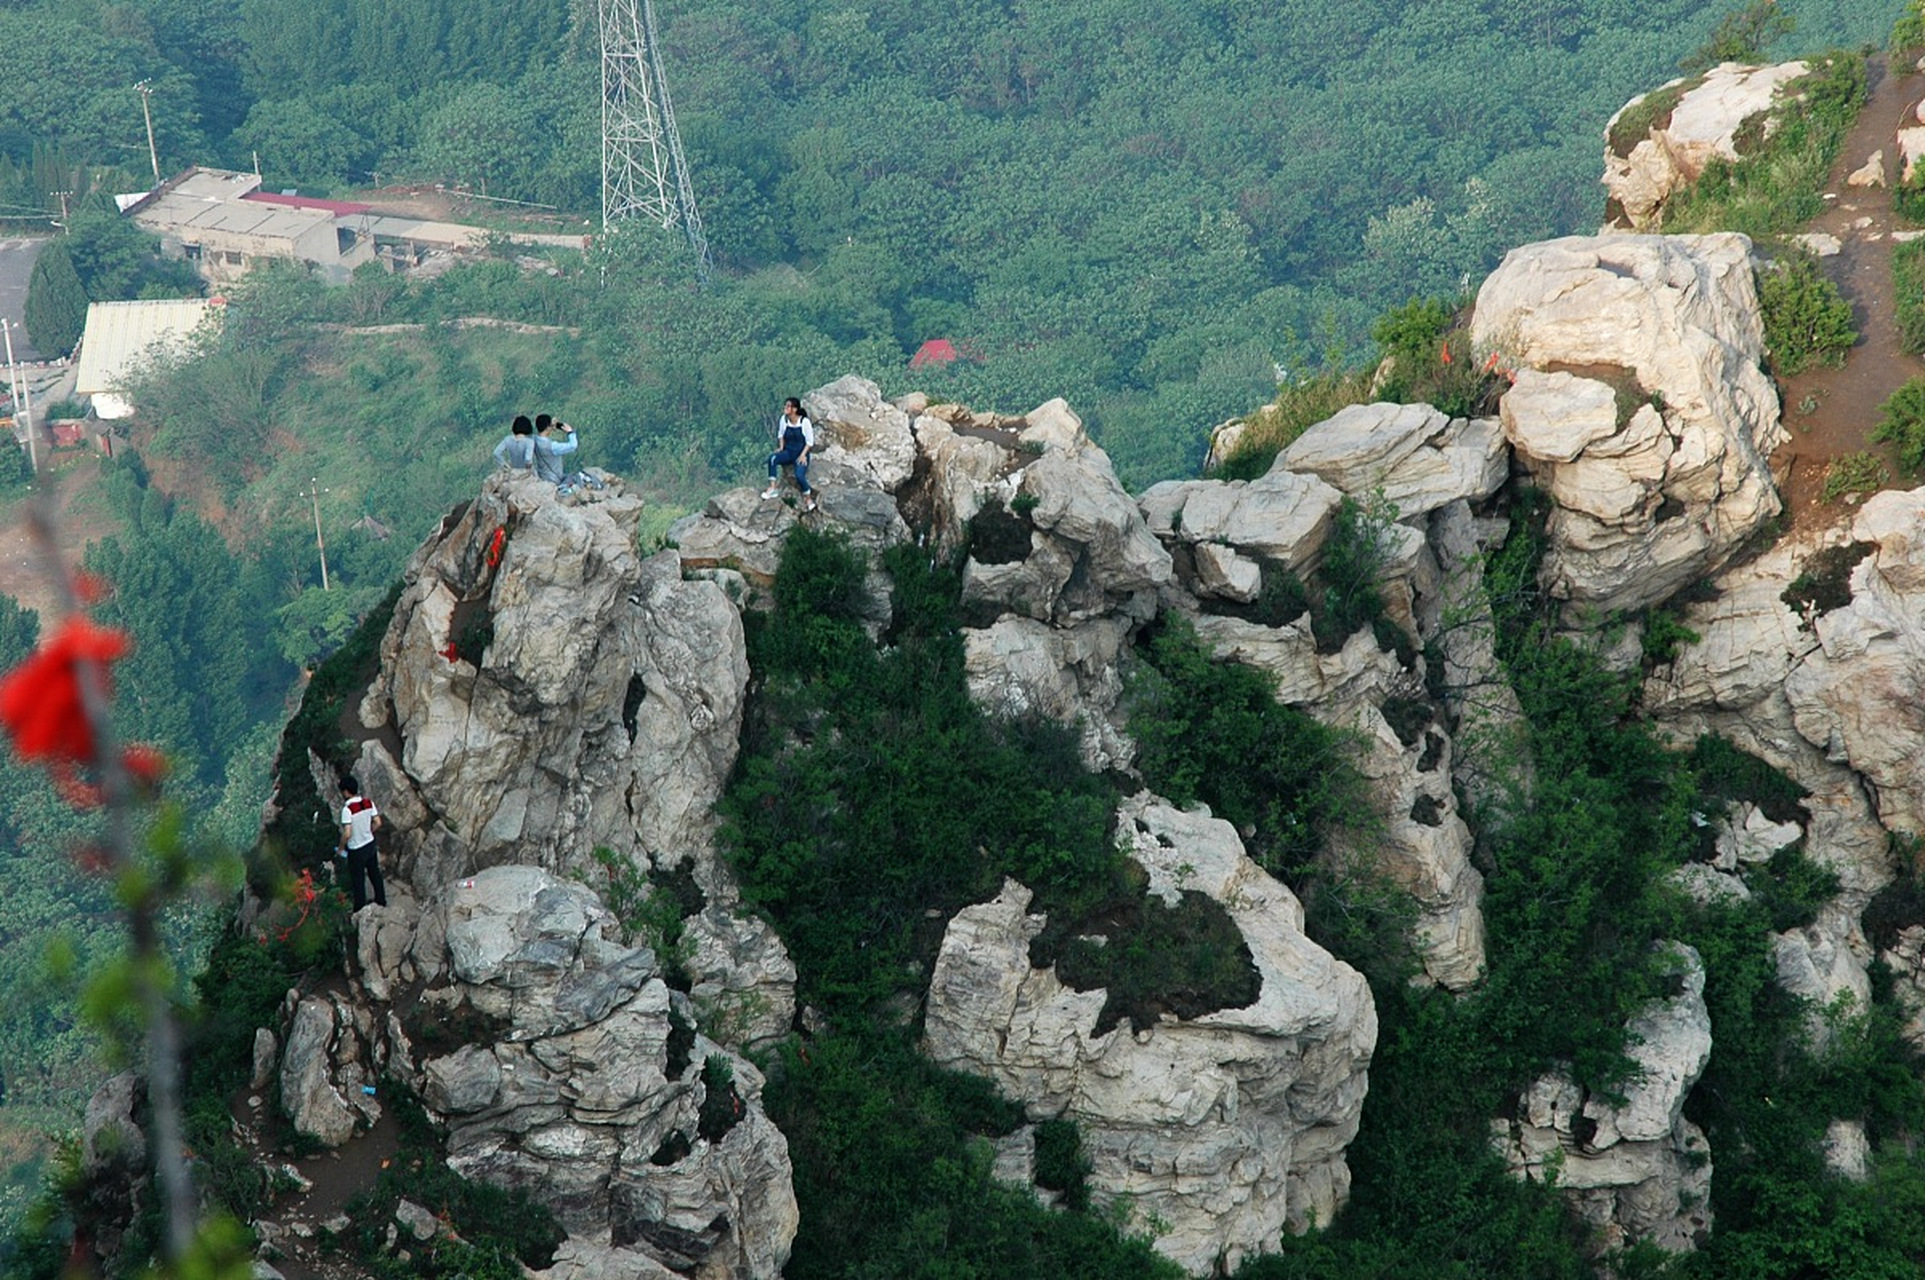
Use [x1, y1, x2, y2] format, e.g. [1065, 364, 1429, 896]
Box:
[1899, 127, 1925, 184]
[82, 1072, 147, 1175]
[1473, 234, 1784, 614]
[1847, 150, 1887, 187]
[281, 997, 360, 1147]
[1338, 689, 1487, 990]
[804, 374, 918, 493]
[1139, 471, 1344, 571]
[1604, 62, 1810, 229]
[1495, 945, 1714, 1254]
[1278, 402, 1507, 517]
[924, 797, 1376, 1276]
[963, 615, 1136, 772]
[682, 907, 798, 1051]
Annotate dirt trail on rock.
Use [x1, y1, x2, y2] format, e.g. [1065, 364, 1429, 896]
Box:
[1776, 55, 1925, 526]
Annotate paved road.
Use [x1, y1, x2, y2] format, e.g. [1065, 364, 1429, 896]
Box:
[0, 237, 49, 363]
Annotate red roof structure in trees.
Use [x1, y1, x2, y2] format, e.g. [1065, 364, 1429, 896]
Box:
[909, 338, 961, 370]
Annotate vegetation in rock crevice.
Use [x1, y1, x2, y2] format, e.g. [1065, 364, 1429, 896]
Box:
[1664, 50, 1867, 236]
[722, 527, 1226, 1277]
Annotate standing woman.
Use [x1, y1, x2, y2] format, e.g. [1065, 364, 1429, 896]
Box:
[761, 397, 818, 513]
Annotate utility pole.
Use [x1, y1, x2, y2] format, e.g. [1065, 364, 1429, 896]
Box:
[133, 81, 160, 184]
[306, 478, 331, 589]
[52, 190, 71, 223]
[0, 320, 36, 477]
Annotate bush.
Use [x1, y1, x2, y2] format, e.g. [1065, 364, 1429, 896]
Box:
[1680, 0, 1794, 72]
[1875, 377, 1925, 473]
[1893, 242, 1925, 349]
[1371, 296, 1455, 363]
[1687, 734, 1808, 825]
[1781, 540, 1874, 619]
[250, 580, 402, 890]
[1049, 889, 1259, 1035]
[337, 1089, 564, 1278]
[721, 530, 1128, 1018]
[1897, 0, 1925, 51]
[1758, 249, 1855, 376]
[1820, 451, 1888, 503]
[765, 1031, 1179, 1280]
[1032, 1119, 1092, 1212]
[1314, 494, 1404, 655]
[1127, 615, 1361, 876]
[1370, 301, 1504, 421]
[1640, 607, 1701, 666]
[1608, 79, 1695, 158]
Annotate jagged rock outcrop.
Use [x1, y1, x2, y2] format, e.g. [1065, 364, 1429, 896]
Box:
[261, 473, 803, 1278]
[1137, 431, 1491, 989]
[1603, 61, 1810, 230]
[923, 796, 1376, 1276]
[381, 865, 798, 1280]
[1495, 945, 1714, 1254]
[1781, 490, 1925, 835]
[1473, 233, 1784, 615]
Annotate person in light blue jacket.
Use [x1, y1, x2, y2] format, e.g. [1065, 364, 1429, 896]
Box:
[534, 413, 580, 490]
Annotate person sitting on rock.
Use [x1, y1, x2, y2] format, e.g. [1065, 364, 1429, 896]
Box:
[492, 415, 538, 470]
[533, 413, 581, 492]
[337, 775, 388, 911]
[760, 397, 818, 513]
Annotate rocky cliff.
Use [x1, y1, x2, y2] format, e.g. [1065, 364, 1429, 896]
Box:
[104, 58, 1925, 1278]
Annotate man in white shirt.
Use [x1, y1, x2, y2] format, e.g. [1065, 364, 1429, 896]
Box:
[337, 774, 388, 911]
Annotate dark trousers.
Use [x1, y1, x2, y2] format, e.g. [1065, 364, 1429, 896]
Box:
[347, 841, 387, 910]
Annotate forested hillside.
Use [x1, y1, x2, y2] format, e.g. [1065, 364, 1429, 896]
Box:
[0, 0, 1898, 480]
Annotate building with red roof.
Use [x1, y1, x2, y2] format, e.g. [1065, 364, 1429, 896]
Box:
[910, 338, 961, 370]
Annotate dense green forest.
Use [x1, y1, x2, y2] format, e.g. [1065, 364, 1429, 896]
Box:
[0, 0, 1901, 481]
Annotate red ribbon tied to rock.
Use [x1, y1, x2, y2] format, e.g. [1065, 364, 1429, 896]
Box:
[486, 525, 507, 569]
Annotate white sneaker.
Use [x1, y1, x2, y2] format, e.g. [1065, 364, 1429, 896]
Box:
[760, 487, 780, 500]
[802, 497, 818, 513]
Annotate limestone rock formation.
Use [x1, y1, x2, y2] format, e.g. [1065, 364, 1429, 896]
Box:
[1495, 945, 1714, 1254]
[1603, 61, 1810, 229]
[1782, 489, 1925, 835]
[1136, 442, 1490, 989]
[923, 797, 1376, 1276]
[264, 473, 802, 1278]
[1473, 233, 1784, 614]
[1278, 401, 1508, 519]
[392, 865, 799, 1280]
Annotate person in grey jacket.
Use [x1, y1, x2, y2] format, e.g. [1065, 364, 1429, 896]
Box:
[493, 415, 538, 469]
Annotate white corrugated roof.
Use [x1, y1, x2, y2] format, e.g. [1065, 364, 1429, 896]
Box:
[74, 299, 218, 396]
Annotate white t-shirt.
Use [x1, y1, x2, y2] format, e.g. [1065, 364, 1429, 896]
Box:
[341, 795, 380, 850]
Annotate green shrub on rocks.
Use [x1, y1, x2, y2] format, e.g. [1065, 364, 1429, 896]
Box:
[1664, 52, 1867, 236]
[1758, 248, 1856, 376]
[1874, 377, 1925, 472]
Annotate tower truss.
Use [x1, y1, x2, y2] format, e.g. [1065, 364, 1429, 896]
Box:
[600, 0, 711, 283]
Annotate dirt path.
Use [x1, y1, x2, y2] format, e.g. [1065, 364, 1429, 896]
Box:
[1776, 54, 1925, 526]
[0, 463, 122, 618]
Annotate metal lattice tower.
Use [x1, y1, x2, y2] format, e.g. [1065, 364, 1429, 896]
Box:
[600, 0, 711, 283]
